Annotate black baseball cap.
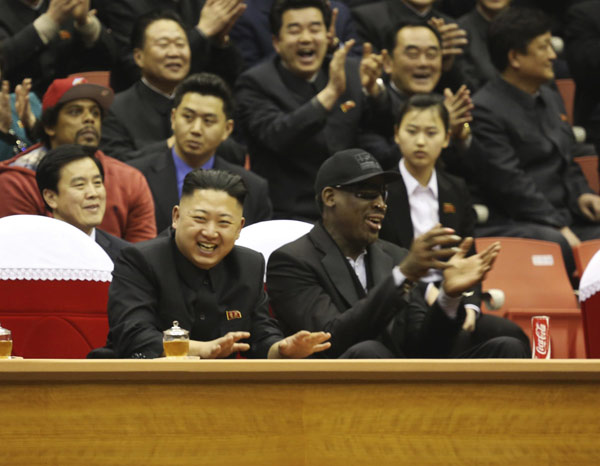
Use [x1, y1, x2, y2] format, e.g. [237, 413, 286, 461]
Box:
[314, 148, 401, 195]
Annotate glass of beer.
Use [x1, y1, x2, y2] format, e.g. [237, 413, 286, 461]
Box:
[0, 322, 12, 359]
[163, 321, 189, 358]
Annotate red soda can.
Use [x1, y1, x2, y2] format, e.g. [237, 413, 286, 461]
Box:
[531, 316, 551, 359]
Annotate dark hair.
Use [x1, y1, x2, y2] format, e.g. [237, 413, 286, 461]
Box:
[488, 8, 552, 72]
[36, 144, 104, 211]
[131, 10, 186, 51]
[385, 20, 442, 53]
[173, 73, 234, 119]
[181, 169, 247, 206]
[395, 93, 450, 132]
[269, 0, 331, 36]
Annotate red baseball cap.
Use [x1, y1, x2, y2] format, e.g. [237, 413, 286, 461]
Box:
[42, 77, 114, 112]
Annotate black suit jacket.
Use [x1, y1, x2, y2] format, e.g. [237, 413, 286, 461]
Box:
[107, 231, 282, 358]
[0, 0, 116, 96]
[130, 148, 273, 233]
[266, 222, 464, 358]
[95, 229, 130, 263]
[470, 76, 593, 228]
[235, 56, 389, 220]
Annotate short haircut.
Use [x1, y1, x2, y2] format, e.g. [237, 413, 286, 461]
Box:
[488, 8, 553, 72]
[173, 73, 234, 119]
[385, 20, 442, 53]
[181, 169, 248, 207]
[269, 0, 331, 36]
[131, 9, 185, 51]
[395, 93, 450, 132]
[36, 144, 104, 211]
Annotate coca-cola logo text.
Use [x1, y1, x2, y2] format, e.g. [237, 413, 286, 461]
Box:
[535, 322, 548, 355]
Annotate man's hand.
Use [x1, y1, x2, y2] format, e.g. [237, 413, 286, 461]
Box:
[443, 85, 473, 140]
[14, 78, 36, 131]
[442, 238, 500, 298]
[560, 225, 581, 248]
[317, 39, 355, 111]
[0, 80, 11, 134]
[360, 42, 387, 97]
[578, 193, 600, 222]
[71, 0, 91, 26]
[326, 6, 340, 52]
[189, 331, 251, 358]
[197, 0, 246, 42]
[269, 330, 331, 358]
[399, 224, 462, 281]
[46, 0, 82, 25]
[462, 307, 477, 332]
[428, 17, 467, 71]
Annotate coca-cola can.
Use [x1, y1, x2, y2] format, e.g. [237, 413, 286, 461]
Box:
[531, 316, 551, 359]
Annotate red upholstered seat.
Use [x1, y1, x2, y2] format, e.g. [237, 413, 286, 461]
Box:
[476, 237, 585, 358]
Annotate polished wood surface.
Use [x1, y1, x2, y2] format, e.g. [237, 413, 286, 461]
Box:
[1, 360, 600, 465]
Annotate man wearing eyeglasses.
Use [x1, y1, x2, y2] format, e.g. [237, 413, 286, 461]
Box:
[266, 148, 530, 358]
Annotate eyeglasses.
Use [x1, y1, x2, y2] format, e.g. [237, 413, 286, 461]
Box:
[334, 184, 388, 202]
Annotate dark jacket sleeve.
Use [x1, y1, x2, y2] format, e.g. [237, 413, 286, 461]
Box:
[107, 246, 165, 358]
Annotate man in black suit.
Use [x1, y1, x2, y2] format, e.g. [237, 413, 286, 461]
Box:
[469, 8, 600, 278]
[106, 169, 331, 359]
[131, 73, 272, 234]
[35, 144, 129, 262]
[267, 148, 529, 358]
[0, 0, 116, 97]
[235, 0, 389, 221]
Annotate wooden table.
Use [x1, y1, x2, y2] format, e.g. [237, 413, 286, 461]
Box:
[1, 359, 600, 465]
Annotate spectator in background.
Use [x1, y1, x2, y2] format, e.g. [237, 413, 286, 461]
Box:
[229, 0, 363, 69]
[0, 0, 116, 97]
[0, 76, 156, 242]
[469, 8, 600, 278]
[235, 0, 389, 220]
[131, 73, 272, 233]
[458, 0, 511, 92]
[94, 0, 246, 93]
[36, 144, 129, 262]
[100, 10, 245, 165]
[0, 75, 41, 161]
[352, 0, 473, 90]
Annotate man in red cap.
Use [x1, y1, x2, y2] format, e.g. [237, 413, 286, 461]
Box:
[0, 76, 156, 242]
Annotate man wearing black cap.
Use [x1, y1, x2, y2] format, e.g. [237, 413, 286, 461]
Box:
[267, 148, 531, 358]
